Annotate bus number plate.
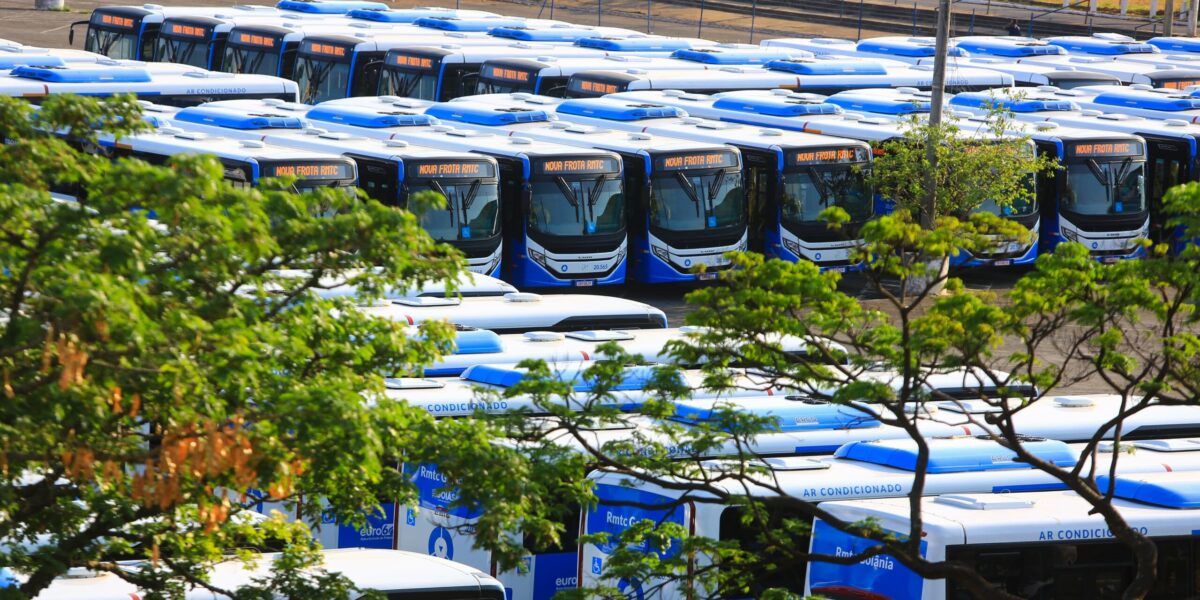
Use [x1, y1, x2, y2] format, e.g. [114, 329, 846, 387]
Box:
[574, 280, 595, 287]
[697, 272, 717, 281]
[994, 260, 1012, 266]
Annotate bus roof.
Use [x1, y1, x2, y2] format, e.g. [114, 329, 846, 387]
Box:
[1148, 36, 1200, 54]
[108, 127, 356, 163]
[671, 45, 812, 65]
[413, 16, 534, 32]
[951, 35, 1067, 57]
[306, 97, 435, 128]
[361, 291, 666, 334]
[575, 35, 714, 52]
[1045, 33, 1159, 55]
[346, 7, 498, 23]
[2, 64, 298, 104]
[489, 25, 640, 42]
[759, 37, 858, 55]
[479, 54, 706, 77]
[854, 35, 968, 58]
[275, 0, 388, 14]
[825, 87, 934, 115]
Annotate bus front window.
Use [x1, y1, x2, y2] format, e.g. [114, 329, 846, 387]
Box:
[86, 27, 139, 59]
[781, 166, 872, 227]
[1063, 158, 1146, 216]
[651, 169, 745, 232]
[155, 36, 209, 68]
[415, 179, 501, 242]
[223, 44, 280, 76]
[377, 67, 439, 100]
[976, 174, 1037, 218]
[529, 175, 624, 237]
[294, 56, 351, 104]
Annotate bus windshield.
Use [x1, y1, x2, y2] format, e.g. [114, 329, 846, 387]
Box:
[294, 43, 353, 104]
[413, 178, 501, 242]
[781, 165, 872, 227]
[1063, 158, 1146, 216]
[155, 35, 210, 68]
[976, 174, 1037, 218]
[650, 169, 745, 232]
[223, 33, 282, 76]
[377, 67, 440, 100]
[86, 26, 139, 59]
[529, 175, 624, 237]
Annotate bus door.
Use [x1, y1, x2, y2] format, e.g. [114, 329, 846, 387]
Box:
[1145, 136, 1193, 244]
[739, 148, 777, 254]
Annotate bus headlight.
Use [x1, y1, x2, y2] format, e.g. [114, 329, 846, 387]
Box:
[651, 244, 670, 264]
[529, 248, 548, 269]
[1061, 227, 1078, 243]
[783, 237, 802, 259]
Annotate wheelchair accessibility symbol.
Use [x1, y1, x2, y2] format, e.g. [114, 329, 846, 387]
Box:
[428, 526, 454, 560]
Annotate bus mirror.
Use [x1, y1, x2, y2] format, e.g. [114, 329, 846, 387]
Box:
[68, 20, 88, 45]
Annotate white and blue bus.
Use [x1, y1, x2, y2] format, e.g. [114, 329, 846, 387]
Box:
[1062, 84, 1200, 123]
[1, 62, 299, 106]
[473, 55, 708, 97]
[305, 97, 630, 288]
[949, 87, 1200, 246]
[583, 437, 1200, 599]
[807, 471, 1200, 600]
[548, 96, 875, 271]
[608, 89, 1041, 267]
[373, 44, 609, 102]
[167, 99, 506, 276]
[31, 548, 507, 600]
[918, 56, 1122, 89]
[825, 87, 1148, 263]
[1014, 54, 1200, 89]
[426, 96, 748, 284]
[94, 126, 358, 192]
[70, 5, 276, 61]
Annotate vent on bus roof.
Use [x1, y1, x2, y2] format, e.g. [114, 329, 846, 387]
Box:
[564, 330, 636, 342]
[1098, 472, 1200, 508]
[305, 106, 433, 128]
[934, 494, 1036, 510]
[451, 328, 503, 354]
[384, 377, 445, 390]
[835, 437, 1077, 473]
[425, 104, 548, 126]
[524, 331, 564, 342]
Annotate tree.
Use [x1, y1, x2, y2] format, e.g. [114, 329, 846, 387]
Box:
[0, 94, 483, 598]
[425, 202, 1200, 597]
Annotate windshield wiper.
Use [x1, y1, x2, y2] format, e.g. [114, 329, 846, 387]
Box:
[585, 174, 610, 224]
[806, 167, 833, 207]
[674, 172, 702, 218]
[429, 179, 455, 227]
[302, 60, 336, 103]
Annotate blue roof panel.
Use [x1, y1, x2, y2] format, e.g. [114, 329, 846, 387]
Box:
[835, 438, 1078, 473]
[671, 398, 880, 432]
[576, 37, 695, 52]
[1091, 90, 1200, 112]
[173, 105, 307, 130]
[827, 91, 931, 115]
[345, 8, 440, 22]
[948, 91, 1077, 113]
[425, 103, 549, 126]
[414, 16, 525, 32]
[0, 55, 66, 69]
[305, 104, 434, 128]
[711, 95, 842, 117]
[10, 65, 152, 83]
[1148, 36, 1200, 54]
[1044, 36, 1158, 55]
[953, 38, 1065, 57]
[1099, 474, 1200, 509]
[452, 328, 504, 355]
[766, 58, 888, 76]
[671, 47, 799, 65]
[856, 38, 966, 58]
[276, 0, 387, 14]
[556, 98, 685, 121]
[490, 27, 595, 42]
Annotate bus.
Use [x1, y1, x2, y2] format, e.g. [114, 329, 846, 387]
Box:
[424, 326, 850, 376]
[69, 5, 275, 61]
[1, 63, 299, 107]
[305, 97, 629, 288]
[0, 44, 104, 70]
[1044, 33, 1160, 56]
[357, 290, 667, 333]
[949, 87, 1200, 245]
[548, 96, 875, 271]
[373, 44, 609, 102]
[1014, 54, 1200, 89]
[31, 548, 506, 599]
[807, 471, 1200, 600]
[1063, 84, 1200, 122]
[608, 89, 1042, 268]
[346, 7, 499, 23]
[563, 60, 1014, 98]
[824, 87, 1149, 263]
[168, 99, 506, 276]
[94, 126, 358, 192]
[920, 57, 1122, 89]
[473, 55, 708, 97]
[584, 437, 1200, 599]
[426, 96, 748, 284]
[152, 12, 340, 70]
[670, 44, 811, 65]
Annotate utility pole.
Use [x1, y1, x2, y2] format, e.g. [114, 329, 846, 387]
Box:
[1189, 0, 1198, 35]
[1165, 0, 1175, 35]
[923, 0, 951, 229]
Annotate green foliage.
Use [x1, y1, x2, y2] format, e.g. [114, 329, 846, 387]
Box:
[868, 109, 1055, 222]
[0, 94, 475, 598]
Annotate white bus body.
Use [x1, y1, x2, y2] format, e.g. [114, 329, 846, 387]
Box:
[2, 62, 298, 106]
